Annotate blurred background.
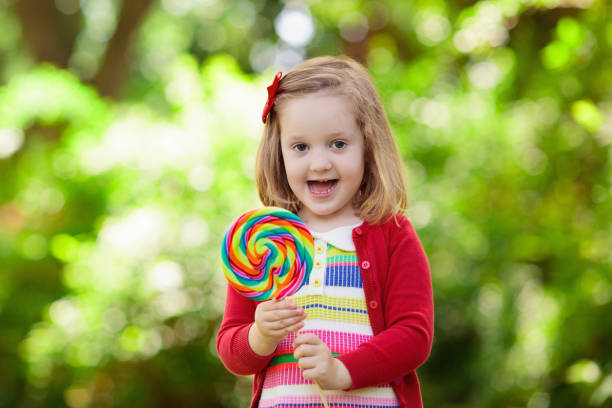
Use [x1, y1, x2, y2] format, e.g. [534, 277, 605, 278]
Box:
[0, 0, 611, 406]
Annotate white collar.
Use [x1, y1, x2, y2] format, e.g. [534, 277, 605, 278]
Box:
[310, 221, 363, 251]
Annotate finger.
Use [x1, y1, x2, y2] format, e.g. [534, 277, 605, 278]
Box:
[262, 308, 305, 323]
[297, 356, 318, 371]
[261, 299, 301, 313]
[277, 319, 304, 335]
[292, 333, 308, 347]
[288, 321, 304, 333]
[274, 297, 297, 306]
[261, 316, 292, 329]
[274, 317, 304, 333]
[283, 313, 306, 327]
[257, 298, 280, 312]
[293, 332, 322, 348]
[256, 321, 280, 335]
[283, 326, 301, 336]
[259, 298, 294, 313]
[294, 344, 317, 360]
[286, 313, 306, 324]
[270, 299, 298, 310]
[266, 317, 303, 334]
[286, 315, 305, 328]
[301, 367, 322, 382]
[271, 318, 294, 331]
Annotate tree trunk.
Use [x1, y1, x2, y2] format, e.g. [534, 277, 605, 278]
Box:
[91, 0, 155, 99]
[12, 0, 77, 67]
[11, 0, 155, 99]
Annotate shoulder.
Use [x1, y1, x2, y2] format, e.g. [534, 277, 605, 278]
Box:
[367, 213, 414, 236]
[360, 213, 418, 252]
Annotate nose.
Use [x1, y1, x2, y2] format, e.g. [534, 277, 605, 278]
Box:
[309, 150, 332, 172]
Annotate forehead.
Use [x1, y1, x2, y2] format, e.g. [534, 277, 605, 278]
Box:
[277, 92, 358, 138]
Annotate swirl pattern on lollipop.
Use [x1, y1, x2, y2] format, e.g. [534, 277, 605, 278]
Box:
[221, 207, 314, 301]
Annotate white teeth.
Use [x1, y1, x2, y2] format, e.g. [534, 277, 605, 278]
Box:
[308, 181, 336, 194]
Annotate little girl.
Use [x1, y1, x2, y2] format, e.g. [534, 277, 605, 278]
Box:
[216, 56, 433, 408]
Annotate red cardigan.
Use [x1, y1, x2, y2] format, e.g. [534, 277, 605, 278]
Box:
[216, 214, 434, 408]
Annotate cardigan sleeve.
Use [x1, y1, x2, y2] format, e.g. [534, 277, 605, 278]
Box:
[216, 284, 274, 375]
[337, 215, 434, 389]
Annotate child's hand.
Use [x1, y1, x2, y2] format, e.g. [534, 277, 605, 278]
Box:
[249, 299, 306, 356]
[293, 333, 352, 390]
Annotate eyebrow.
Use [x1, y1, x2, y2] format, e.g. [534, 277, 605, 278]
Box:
[283, 131, 353, 143]
[327, 131, 351, 138]
[282, 135, 303, 144]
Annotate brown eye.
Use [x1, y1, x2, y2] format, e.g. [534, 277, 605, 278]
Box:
[293, 143, 308, 152]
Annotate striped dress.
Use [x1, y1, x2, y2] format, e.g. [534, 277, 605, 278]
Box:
[258, 223, 400, 408]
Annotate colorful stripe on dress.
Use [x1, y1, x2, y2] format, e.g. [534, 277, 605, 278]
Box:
[259, 244, 399, 408]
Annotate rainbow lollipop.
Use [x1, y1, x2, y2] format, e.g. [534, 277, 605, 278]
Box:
[220, 207, 313, 301]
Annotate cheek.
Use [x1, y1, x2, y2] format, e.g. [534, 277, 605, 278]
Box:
[345, 154, 365, 178]
[356, 150, 366, 180]
[281, 154, 301, 184]
[349, 159, 365, 189]
[280, 148, 291, 171]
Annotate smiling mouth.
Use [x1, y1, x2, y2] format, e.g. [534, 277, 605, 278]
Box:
[308, 179, 338, 195]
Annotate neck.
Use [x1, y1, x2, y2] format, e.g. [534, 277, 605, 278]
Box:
[298, 211, 362, 233]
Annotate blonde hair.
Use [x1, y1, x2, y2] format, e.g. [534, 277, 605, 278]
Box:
[255, 56, 408, 225]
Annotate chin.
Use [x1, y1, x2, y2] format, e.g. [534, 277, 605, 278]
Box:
[311, 206, 343, 217]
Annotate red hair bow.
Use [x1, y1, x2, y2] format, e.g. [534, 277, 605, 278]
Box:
[262, 72, 283, 124]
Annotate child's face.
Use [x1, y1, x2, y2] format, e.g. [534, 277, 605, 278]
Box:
[278, 92, 365, 227]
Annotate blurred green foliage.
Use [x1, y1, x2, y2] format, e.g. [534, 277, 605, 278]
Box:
[1, 0, 611, 407]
